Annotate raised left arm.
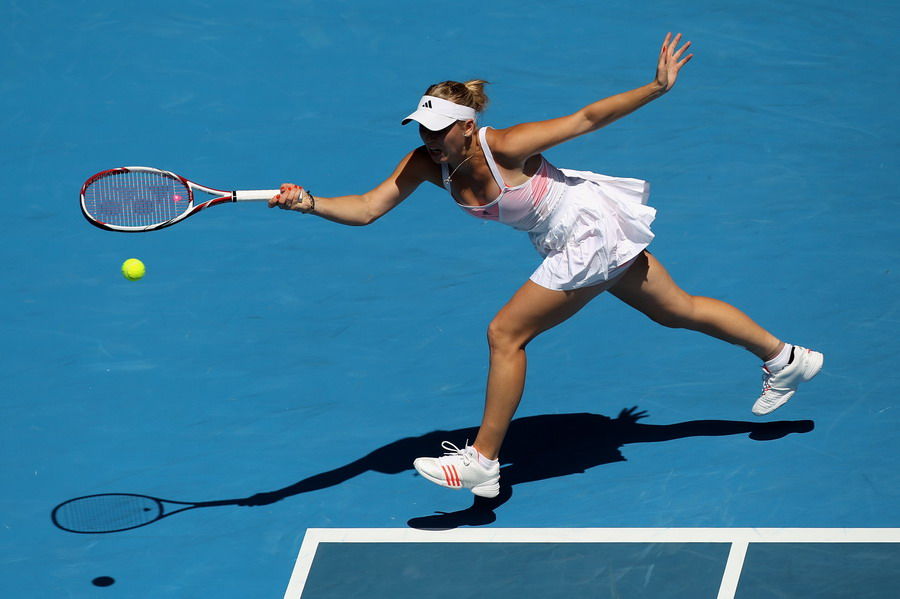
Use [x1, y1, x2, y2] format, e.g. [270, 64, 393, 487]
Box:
[490, 33, 693, 165]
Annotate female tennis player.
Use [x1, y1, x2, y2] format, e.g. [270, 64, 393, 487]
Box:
[269, 33, 823, 499]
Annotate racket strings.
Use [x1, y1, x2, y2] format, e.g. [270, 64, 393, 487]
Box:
[83, 170, 191, 228]
[53, 494, 163, 533]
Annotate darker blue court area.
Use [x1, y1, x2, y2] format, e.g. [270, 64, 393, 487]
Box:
[1, 0, 898, 597]
[304, 542, 729, 599]
[737, 543, 900, 599]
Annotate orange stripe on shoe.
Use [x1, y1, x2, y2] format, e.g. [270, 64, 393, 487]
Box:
[441, 465, 454, 487]
[449, 465, 461, 487]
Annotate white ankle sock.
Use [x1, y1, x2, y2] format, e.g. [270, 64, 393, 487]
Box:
[764, 343, 793, 373]
[471, 447, 498, 468]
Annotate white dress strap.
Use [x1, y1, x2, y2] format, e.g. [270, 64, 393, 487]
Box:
[478, 127, 507, 189]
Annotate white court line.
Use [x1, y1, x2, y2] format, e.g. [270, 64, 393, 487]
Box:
[284, 528, 900, 599]
[716, 540, 748, 599]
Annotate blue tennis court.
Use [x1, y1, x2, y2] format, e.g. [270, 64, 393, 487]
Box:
[2, 0, 898, 597]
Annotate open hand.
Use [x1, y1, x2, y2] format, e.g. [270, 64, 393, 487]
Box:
[616, 406, 649, 424]
[655, 32, 693, 92]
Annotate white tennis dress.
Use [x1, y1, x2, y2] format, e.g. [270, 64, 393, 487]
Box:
[443, 127, 657, 290]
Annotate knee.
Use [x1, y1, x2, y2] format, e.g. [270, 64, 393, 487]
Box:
[486, 317, 530, 355]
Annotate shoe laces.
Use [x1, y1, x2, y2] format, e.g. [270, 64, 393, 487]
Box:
[761, 367, 774, 392]
[441, 441, 472, 466]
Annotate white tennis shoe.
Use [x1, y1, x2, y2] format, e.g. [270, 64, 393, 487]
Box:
[413, 441, 500, 498]
[753, 345, 824, 415]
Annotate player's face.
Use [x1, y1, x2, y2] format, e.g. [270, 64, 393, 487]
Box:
[419, 121, 469, 163]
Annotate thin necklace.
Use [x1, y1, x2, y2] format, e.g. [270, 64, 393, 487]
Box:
[443, 154, 474, 185]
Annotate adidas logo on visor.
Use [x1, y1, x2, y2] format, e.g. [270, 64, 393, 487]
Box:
[402, 96, 477, 127]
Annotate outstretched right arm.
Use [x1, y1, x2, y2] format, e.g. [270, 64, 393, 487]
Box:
[269, 146, 439, 226]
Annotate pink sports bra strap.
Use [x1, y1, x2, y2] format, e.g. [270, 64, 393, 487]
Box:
[478, 127, 507, 189]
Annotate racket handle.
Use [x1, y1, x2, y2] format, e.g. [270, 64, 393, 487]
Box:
[233, 189, 279, 202]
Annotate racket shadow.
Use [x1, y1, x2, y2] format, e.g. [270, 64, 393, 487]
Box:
[50, 408, 814, 533]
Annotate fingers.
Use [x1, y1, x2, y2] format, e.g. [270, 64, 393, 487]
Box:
[661, 32, 691, 59]
[268, 183, 306, 210]
[668, 32, 681, 57]
[678, 53, 694, 67]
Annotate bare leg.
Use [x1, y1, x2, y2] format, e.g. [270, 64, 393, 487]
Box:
[609, 251, 783, 360]
[472, 278, 616, 459]
[472, 251, 782, 460]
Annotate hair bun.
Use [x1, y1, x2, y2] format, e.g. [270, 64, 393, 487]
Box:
[463, 80, 490, 112]
[424, 80, 490, 112]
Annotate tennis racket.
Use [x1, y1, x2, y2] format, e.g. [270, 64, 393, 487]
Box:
[80, 167, 278, 232]
[51, 493, 243, 533]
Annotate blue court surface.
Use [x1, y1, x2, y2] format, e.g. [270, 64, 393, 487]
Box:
[2, 0, 898, 597]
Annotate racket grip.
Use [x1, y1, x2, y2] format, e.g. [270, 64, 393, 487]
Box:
[234, 189, 279, 202]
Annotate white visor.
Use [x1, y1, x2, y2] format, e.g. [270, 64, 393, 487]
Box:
[401, 95, 477, 130]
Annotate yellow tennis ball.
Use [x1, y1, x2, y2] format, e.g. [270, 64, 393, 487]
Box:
[121, 258, 145, 281]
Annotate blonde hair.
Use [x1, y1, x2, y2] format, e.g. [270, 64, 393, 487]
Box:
[424, 80, 490, 113]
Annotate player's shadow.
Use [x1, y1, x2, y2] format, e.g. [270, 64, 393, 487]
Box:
[52, 408, 814, 534]
[238, 407, 814, 530]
